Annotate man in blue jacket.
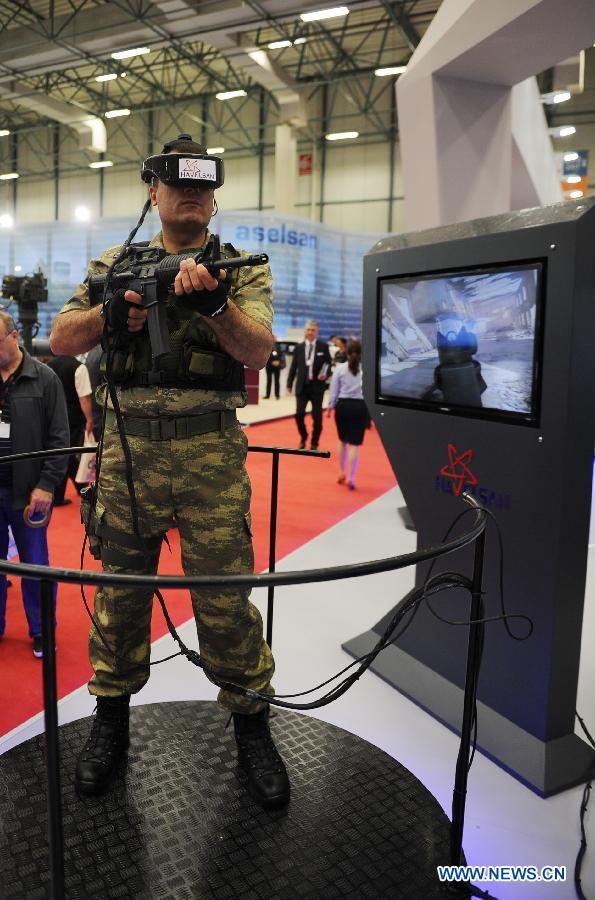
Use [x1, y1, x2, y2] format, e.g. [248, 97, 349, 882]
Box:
[0, 310, 69, 657]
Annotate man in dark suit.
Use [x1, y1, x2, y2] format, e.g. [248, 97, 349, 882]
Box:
[286, 320, 332, 449]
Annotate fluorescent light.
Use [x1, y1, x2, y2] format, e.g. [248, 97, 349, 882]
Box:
[569, 190, 584, 199]
[294, 37, 307, 44]
[552, 90, 571, 103]
[0, 172, 19, 180]
[111, 47, 150, 60]
[564, 151, 579, 162]
[301, 6, 349, 22]
[325, 131, 359, 141]
[74, 206, 91, 222]
[549, 125, 576, 138]
[375, 66, 407, 76]
[0, 129, 10, 137]
[268, 40, 292, 49]
[215, 90, 247, 100]
[96, 73, 118, 82]
[89, 160, 114, 169]
[0, 214, 13, 228]
[206, 147, 225, 154]
[104, 108, 130, 118]
[565, 174, 581, 184]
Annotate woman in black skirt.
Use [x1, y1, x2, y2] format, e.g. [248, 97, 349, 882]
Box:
[327, 339, 371, 489]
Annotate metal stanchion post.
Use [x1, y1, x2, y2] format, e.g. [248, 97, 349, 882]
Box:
[450, 529, 486, 866]
[265, 449, 280, 649]
[40, 578, 65, 899]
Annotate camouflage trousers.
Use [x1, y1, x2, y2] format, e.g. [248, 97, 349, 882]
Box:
[89, 417, 274, 714]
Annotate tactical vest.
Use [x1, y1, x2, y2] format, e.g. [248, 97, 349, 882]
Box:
[104, 238, 245, 392]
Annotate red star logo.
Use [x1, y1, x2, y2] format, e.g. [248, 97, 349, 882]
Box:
[439, 444, 478, 497]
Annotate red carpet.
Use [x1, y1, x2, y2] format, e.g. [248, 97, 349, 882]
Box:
[0, 414, 397, 738]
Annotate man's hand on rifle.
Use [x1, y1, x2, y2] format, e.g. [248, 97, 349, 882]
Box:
[105, 288, 147, 333]
[124, 291, 147, 332]
[174, 257, 230, 318]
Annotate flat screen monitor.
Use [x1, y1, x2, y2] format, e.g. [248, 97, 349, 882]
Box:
[377, 261, 545, 426]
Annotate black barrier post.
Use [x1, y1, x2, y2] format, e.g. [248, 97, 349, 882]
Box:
[449, 528, 486, 866]
[40, 578, 65, 899]
[266, 449, 280, 649]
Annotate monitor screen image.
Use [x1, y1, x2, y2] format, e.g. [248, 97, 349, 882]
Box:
[377, 262, 544, 425]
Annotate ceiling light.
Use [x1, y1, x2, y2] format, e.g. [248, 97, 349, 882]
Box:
[216, 90, 247, 100]
[0, 172, 19, 180]
[569, 190, 584, 199]
[549, 125, 576, 138]
[74, 206, 91, 222]
[300, 6, 349, 22]
[105, 108, 130, 118]
[565, 174, 581, 184]
[294, 37, 307, 44]
[96, 73, 118, 82]
[0, 213, 13, 228]
[563, 151, 579, 162]
[206, 147, 225, 154]
[89, 160, 114, 169]
[542, 90, 572, 105]
[268, 40, 292, 49]
[14, 265, 22, 272]
[111, 47, 150, 60]
[325, 131, 359, 141]
[0, 129, 10, 137]
[375, 66, 407, 77]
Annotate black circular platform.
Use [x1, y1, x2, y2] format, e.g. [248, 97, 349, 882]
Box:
[0, 702, 456, 899]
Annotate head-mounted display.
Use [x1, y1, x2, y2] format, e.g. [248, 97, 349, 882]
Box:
[141, 152, 225, 189]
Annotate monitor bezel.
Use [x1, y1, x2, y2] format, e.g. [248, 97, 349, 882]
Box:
[375, 258, 547, 428]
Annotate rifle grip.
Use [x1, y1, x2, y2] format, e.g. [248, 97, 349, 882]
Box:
[143, 283, 170, 361]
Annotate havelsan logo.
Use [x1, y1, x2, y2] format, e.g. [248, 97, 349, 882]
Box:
[235, 224, 317, 248]
[436, 443, 511, 511]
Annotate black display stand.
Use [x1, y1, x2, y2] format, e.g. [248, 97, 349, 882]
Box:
[346, 198, 595, 796]
[0, 701, 456, 900]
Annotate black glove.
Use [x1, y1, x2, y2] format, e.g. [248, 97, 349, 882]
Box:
[103, 288, 138, 332]
[185, 275, 231, 318]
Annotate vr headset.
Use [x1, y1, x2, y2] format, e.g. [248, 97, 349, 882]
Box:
[141, 135, 225, 189]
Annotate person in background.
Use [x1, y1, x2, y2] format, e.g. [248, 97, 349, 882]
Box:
[47, 354, 94, 505]
[0, 311, 69, 657]
[327, 338, 371, 490]
[286, 319, 332, 450]
[263, 334, 286, 399]
[333, 336, 348, 364]
[328, 335, 338, 362]
[84, 343, 105, 439]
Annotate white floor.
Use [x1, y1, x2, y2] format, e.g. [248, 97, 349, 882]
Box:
[2, 379, 594, 899]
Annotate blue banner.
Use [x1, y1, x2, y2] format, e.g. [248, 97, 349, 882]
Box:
[0, 210, 386, 341]
[562, 150, 588, 177]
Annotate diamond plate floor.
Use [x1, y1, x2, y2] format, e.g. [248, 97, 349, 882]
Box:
[0, 701, 456, 899]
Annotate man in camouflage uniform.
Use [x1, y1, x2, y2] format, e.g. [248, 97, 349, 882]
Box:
[49, 134, 290, 809]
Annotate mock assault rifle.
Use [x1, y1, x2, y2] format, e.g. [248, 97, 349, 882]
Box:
[88, 242, 269, 362]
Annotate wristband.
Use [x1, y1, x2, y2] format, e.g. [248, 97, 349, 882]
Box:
[184, 276, 231, 318]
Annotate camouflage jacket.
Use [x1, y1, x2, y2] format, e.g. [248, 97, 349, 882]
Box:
[58, 229, 273, 417]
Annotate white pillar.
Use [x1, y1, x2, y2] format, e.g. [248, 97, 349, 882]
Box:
[274, 123, 297, 215]
[396, 0, 595, 230]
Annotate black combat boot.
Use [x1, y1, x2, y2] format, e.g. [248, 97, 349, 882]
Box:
[74, 695, 130, 795]
[233, 707, 290, 809]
